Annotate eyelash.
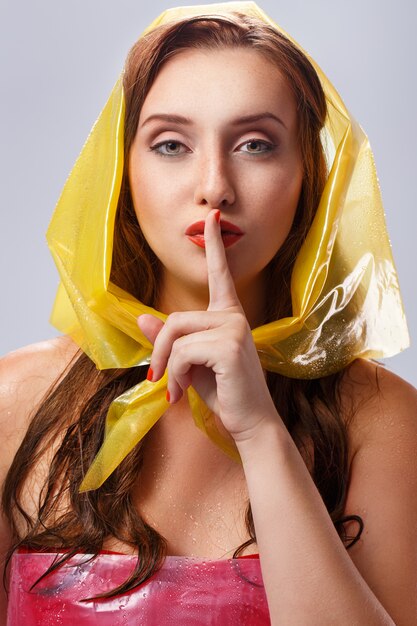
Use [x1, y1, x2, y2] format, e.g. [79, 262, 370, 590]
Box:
[149, 138, 277, 158]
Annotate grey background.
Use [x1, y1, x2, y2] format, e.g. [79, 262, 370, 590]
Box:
[1, 0, 415, 387]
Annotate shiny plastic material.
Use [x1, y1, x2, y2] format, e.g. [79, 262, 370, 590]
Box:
[45, 2, 409, 491]
[7, 552, 269, 625]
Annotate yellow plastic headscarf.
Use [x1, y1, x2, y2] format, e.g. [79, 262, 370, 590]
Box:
[46, 2, 409, 492]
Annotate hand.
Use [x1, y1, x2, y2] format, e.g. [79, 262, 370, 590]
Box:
[137, 209, 279, 442]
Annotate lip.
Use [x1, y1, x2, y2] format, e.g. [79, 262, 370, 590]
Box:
[185, 219, 244, 249]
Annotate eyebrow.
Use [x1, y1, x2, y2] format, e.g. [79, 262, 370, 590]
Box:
[140, 111, 287, 130]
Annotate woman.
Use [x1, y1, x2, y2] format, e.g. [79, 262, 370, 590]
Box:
[1, 2, 417, 624]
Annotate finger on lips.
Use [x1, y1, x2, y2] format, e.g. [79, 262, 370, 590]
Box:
[205, 209, 240, 312]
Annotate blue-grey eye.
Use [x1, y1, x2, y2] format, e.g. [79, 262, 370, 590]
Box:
[241, 140, 273, 153]
[162, 141, 182, 154]
[150, 140, 185, 156]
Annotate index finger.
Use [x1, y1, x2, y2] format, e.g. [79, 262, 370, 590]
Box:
[205, 209, 241, 311]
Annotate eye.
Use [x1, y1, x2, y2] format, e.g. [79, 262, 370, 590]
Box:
[238, 139, 276, 154]
[149, 140, 188, 157]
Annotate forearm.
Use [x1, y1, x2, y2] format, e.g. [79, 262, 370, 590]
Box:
[236, 419, 395, 626]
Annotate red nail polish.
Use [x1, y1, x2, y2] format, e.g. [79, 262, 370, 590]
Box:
[166, 389, 171, 403]
[146, 367, 154, 381]
[214, 210, 221, 223]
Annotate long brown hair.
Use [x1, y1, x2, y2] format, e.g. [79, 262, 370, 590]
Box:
[2, 13, 363, 599]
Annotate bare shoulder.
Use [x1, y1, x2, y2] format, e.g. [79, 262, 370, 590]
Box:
[0, 336, 78, 413]
[1, 334, 79, 379]
[0, 336, 80, 441]
[0, 335, 80, 471]
[339, 358, 417, 457]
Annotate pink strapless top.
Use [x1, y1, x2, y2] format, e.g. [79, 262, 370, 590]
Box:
[7, 549, 270, 625]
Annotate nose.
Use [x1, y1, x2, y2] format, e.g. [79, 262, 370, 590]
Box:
[193, 149, 236, 209]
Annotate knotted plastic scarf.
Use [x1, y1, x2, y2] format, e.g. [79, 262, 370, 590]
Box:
[46, 2, 409, 492]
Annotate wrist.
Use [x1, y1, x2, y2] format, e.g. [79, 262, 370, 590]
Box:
[234, 412, 292, 461]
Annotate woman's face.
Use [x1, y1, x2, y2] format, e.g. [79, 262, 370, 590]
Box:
[129, 47, 303, 314]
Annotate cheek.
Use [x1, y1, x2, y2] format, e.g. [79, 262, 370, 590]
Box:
[255, 164, 303, 230]
[129, 152, 191, 217]
[128, 163, 170, 238]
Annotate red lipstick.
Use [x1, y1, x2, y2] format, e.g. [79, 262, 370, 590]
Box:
[185, 220, 244, 249]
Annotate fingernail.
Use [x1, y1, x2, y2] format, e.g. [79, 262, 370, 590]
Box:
[146, 367, 154, 381]
[214, 210, 221, 223]
[166, 389, 171, 403]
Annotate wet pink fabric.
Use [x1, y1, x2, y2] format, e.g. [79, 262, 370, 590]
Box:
[7, 551, 270, 625]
